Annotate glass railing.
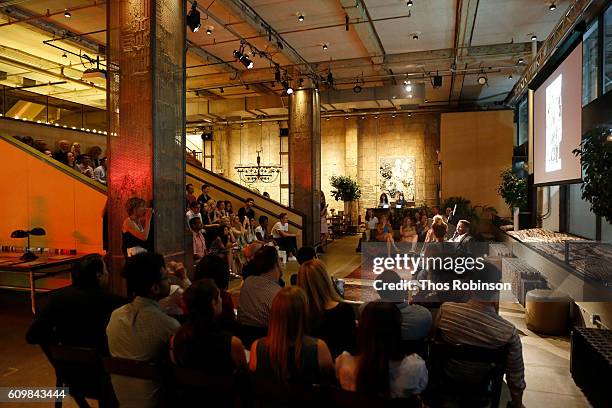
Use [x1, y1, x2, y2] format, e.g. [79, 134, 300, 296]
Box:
[0, 85, 107, 133]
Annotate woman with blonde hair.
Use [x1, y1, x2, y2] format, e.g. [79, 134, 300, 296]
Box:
[400, 215, 418, 243]
[249, 286, 334, 384]
[425, 215, 447, 243]
[121, 197, 153, 257]
[298, 259, 356, 358]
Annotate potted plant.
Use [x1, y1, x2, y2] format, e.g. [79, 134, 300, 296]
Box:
[497, 169, 527, 231]
[573, 128, 612, 223]
[330, 175, 361, 225]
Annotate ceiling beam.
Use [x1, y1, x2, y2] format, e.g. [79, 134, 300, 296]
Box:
[449, 0, 480, 107]
[340, 0, 386, 67]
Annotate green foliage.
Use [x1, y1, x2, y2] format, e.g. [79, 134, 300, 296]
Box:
[329, 175, 361, 202]
[497, 168, 527, 210]
[442, 196, 477, 222]
[573, 128, 612, 223]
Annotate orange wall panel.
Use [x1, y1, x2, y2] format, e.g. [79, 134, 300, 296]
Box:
[0, 139, 106, 253]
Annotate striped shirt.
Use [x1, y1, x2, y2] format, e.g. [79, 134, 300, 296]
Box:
[237, 275, 281, 328]
[436, 301, 526, 391]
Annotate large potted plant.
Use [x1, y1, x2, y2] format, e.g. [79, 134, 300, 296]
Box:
[573, 128, 612, 223]
[497, 169, 527, 231]
[330, 175, 361, 225]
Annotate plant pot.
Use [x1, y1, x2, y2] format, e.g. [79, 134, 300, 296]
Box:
[513, 207, 520, 231]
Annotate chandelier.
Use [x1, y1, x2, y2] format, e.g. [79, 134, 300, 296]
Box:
[234, 149, 282, 184]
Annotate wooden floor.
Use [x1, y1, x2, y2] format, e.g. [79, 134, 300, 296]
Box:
[0, 235, 591, 407]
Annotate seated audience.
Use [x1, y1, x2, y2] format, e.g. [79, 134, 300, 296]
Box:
[159, 261, 191, 317]
[26, 254, 126, 352]
[225, 200, 234, 216]
[196, 183, 212, 206]
[373, 270, 432, 341]
[271, 213, 298, 261]
[376, 214, 398, 253]
[297, 259, 356, 358]
[425, 215, 447, 243]
[122, 197, 153, 257]
[43, 149, 53, 157]
[88, 146, 103, 168]
[449, 219, 474, 253]
[189, 217, 207, 260]
[215, 200, 227, 219]
[336, 302, 428, 398]
[435, 263, 525, 407]
[77, 154, 94, 178]
[255, 215, 269, 241]
[296, 246, 317, 265]
[52, 140, 70, 165]
[237, 197, 256, 223]
[249, 286, 335, 384]
[106, 252, 180, 408]
[71, 142, 82, 158]
[93, 157, 107, 185]
[400, 215, 418, 243]
[365, 209, 379, 242]
[170, 279, 246, 373]
[206, 199, 218, 224]
[194, 255, 236, 331]
[417, 213, 431, 242]
[237, 246, 282, 328]
[245, 217, 258, 243]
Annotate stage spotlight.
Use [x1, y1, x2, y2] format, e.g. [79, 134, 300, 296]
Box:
[62, 53, 67, 58]
[233, 50, 254, 69]
[518, 57, 525, 64]
[64, 9, 71, 18]
[407, 0, 413, 7]
[531, 34, 537, 41]
[353, 84, 362, 93]
[187, 2, 201, 32]
[404, 83, 412, 92]
[282, 81, 293, 94]
[477, 75, 488, 86]
[206, 27, 213, 35]
[298, 14, 305, 22]
[549, 3, 557, 11]
[412, 34, 419, 40]
[508, 73, 513, 79]
[323, 44, 328, 51]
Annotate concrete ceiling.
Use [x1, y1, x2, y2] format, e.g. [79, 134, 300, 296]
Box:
[0, 0, 572, 124]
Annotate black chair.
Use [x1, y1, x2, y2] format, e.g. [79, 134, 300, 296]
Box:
[171, 366, 245, 407]
[47, 345, 117, 408]
[425, 340, 509, 408]
[248, 377, 326, 408]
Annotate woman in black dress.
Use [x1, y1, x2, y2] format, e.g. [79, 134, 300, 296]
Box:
[121, 197, 153, 257]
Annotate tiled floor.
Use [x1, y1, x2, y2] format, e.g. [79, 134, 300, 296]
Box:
[0, 235, 591, 407]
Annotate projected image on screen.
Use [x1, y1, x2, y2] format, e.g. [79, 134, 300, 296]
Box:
[545, 74, 562, 172]
[533, 42, 582, 185]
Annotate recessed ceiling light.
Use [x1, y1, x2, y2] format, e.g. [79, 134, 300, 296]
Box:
[353, 84, 362, 93]
[298, 13, 305, 22]
[64, 9, 71, 18]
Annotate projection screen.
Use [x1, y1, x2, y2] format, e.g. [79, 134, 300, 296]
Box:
[533, 42, 583, 185]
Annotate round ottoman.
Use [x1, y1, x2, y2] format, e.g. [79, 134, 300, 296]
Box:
[525, 289, 570, 335]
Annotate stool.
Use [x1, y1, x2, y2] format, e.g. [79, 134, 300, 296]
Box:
[525, 289, 570, 335]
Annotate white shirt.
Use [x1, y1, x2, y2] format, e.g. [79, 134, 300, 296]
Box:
[106, 297, 180, 408]
[255, 225, 266, 240]
[93, 165, 106, 184]
[185, 210, 202, 227]
[271, 221, 289, 239]
[335, 351, 428, 398]
[367, 216, 379, 229]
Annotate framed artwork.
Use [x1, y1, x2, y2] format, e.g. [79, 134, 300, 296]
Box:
[379, 156, 416, 200]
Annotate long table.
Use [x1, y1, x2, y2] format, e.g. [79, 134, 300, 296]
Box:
[0, 252, 83, 314]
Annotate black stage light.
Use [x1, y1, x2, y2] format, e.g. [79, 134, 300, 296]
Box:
[206, 27, 213, 35]
[298, 14, 305, 22]
[433, 75, 442, 88]
[413, 34, 419, 40]
[282, 81, 293, 94]
[64, 9, 71, 18]
[353, 84, 362, 93]
[407, 0, 413, 7]
[233, 50, 254, 69]
[531, 34, 537, 41]
[549, 3, 557, 11]
[323, 44, 328, 50]
[187, 2, 201, 32]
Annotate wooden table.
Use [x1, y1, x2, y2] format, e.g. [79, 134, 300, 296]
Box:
[0, 252, 83, 314]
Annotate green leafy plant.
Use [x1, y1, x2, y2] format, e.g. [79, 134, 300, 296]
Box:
[442, 196, 477, 221]
[329, 175, 361, 202]
[573, 128, 612, 223]
[497, 169, 527, 210]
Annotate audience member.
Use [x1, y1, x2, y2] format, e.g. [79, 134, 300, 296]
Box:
[70, 142, 81, 158]
[77, 154, 94, 178]
[186, 184, 197, 208]
[106, 252, 180, 408]
[449, 219, 474, 253]
[205, 199, 218, 224]
[271, 213, 298, 261]
[88, 146, 103, 168]
[225, 200, 234, 216]
[215, 200, 227, 219]
[336, 302, 428, 398]
[189, 217, 207, 260]
[255, 215, 269, 241]
[417, 214, 431, 242]
[67, 151, 76, 169]
[296, 246, 317, 265]
[43, 149, 53, 157]
[237, 197, 255, 223]
[159, 261, 191, 317]
[196, 183, 212, 206]
[435, 263, 525, 407]
[373, 270, 432, 341]
[376, 214, 398, 253]
[365, 209, 379, 242]
[194, 255, 236, 331]
[122, 197, 153, 257]
[170, 279, 246, 373]
[53, 140, 71, 164]
[249, 286, 335, 384]
[424, 215, 446, 243]
[93, 157, 107, 185]
[400, 215, 418, 243]
[237, 246, 282, 328]
[26, 254, 126, 352]
[297, 259, 356, 358]
[185, 201, 203, 225]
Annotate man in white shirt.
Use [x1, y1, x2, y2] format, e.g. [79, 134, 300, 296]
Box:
[185, 201, 203, 228]
[93, 157, 107, 185]
[106, 253, 180, 408]
[271, 212, 298, 261]
[189, 217, 207, 260]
